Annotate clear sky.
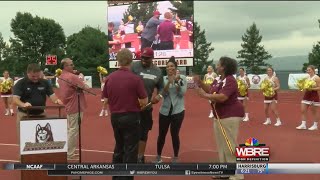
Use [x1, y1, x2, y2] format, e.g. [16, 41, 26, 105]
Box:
[0, 1, 320, 60]
[108, 1, 174, 22]
[0, 1, 107, 42]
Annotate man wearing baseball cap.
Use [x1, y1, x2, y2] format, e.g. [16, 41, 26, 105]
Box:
[131, 47, 164, 163]
[140, 11, 162, 51]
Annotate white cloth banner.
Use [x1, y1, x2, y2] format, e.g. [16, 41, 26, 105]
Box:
[288, 73, 309, 90]
[84, 76, 92, 88]
[246, 74, 268, 89]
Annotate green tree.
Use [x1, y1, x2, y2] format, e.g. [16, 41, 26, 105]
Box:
[9, 12, 66, 69]
[122, 2, 158, 32]
[192, 22, 214, 75]
[237, 23, 272, 74]
[169, 1, 193, 19]
[0, 39, 26, 75]
[302, 42, 320, 72]
[66, 26, 107, 87]
[0, 33, 6, 61]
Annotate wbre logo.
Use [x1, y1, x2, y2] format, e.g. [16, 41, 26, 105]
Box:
[235, 137, 270, 162]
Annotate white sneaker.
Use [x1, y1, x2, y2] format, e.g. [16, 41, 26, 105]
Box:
[209, 111, 214, 118]
[4, 111, 9, 116]
[308, 125, 318, 131]
[274, 121, 282, 126]
[99, 110, 104, 117]
[263, 120, 271, 125]
[243, 117, 249, 122]
[105, 110, 108, 116]
[296, 124, 307, 130]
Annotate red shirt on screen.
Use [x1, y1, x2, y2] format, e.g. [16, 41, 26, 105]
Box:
[209, 75, 244, 119]
[103, 67, 147, 113]
[157, 20, 175, 42]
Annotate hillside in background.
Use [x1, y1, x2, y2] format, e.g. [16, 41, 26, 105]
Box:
[266, 55, 308, 71]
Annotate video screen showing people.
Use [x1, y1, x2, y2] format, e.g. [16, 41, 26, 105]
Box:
[107, 0, 194, 68]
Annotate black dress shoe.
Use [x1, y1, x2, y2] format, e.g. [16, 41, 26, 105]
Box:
[138, 156, 145, 164]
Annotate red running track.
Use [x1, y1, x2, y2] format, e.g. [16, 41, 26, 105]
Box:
[0, 89, 320, 180]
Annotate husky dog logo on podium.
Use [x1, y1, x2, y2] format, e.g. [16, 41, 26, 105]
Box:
[35, 123, 54, 143]
[21, 120, 67, 153]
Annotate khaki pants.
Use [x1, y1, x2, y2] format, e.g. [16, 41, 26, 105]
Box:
[213, 117, 244, 180]
[67, 112, 83, 159]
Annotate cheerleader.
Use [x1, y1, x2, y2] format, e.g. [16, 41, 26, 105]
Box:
[263, 67, 282, 126]
[203, 66, 217, 118]
[0, 70, 14, 116]
[296, 65, 320, 130]
[118, 19, 131, 45]
[136, 21, 144, 50]
[174, 14, 183, 49]
[99, 73, 108, 117]
[186, 15, 193, 49]
[136, 21, 144, 37]
[237, 68, 250, 121]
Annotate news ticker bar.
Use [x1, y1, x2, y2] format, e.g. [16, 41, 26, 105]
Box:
[47, 170, 235, 176]
[4, 163, 320, 175]
[4, 163, 236, 171]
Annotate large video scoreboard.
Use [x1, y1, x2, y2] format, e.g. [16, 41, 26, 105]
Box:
[107, 0, 194, 68]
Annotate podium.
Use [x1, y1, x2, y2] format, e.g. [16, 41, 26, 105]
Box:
[20, 106, 68, 180]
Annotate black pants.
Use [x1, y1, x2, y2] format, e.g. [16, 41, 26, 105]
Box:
[157, 110, 185, 157]
[139, 108, 153, 142]
[159, 41, 174, 50]
[141, 37, 153, 51]
[111, 112, 140, 180]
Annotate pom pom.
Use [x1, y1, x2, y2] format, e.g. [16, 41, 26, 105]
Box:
[55, 68, 62, 77]
[136, 25, 142, 33]
[296, 78, 307, 91]
[237, 79, 247, 96]
[204, 78, 213, 85]
[0, 79, 13, 93]
[296, 78, 316, 91]
[97, 66, 108, 75]
[304, 79, 316, 91]
[260, 79, 275, 97]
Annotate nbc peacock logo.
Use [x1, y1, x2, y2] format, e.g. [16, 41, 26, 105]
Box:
[236, 137, 269, 161]
[244, 137, 264, 147]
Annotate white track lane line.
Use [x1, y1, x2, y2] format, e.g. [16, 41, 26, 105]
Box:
[0, 159, 19, 162]
[0, 143, 173, 159]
